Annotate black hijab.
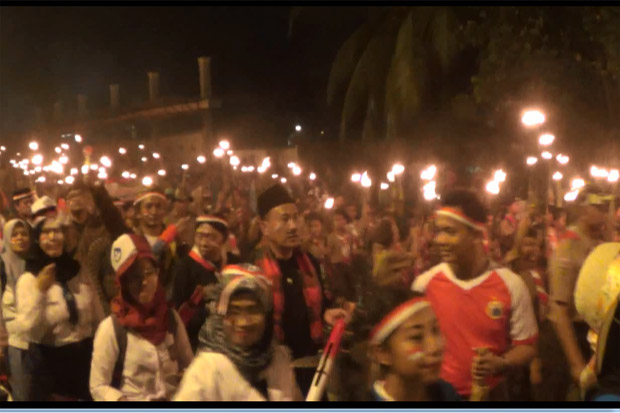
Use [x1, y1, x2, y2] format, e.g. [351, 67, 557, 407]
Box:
[25, 218, 80, 283]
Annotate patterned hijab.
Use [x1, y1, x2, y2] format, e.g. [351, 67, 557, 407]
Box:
[198, 264, 274, 386]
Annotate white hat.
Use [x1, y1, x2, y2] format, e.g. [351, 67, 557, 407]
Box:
[110, 233, 155, 278]
[31, 196, 57, 217]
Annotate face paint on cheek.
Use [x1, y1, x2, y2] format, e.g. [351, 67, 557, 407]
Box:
[407, 348, 425, 362]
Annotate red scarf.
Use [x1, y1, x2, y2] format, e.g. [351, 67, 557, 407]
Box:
[255, 247, 323, 345]
[110, 285, 170, 346]
[189, 248, 217, 272]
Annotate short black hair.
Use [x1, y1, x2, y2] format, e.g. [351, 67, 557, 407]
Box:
[305, 212, 323, 225]
[549, 205, 565, 221]
[333, 208, 351, 223]
[370, 218, 393, 248]
[349, 285, 425, 346]
[524, 225, 541, 239]
[441, 188, 488, 224]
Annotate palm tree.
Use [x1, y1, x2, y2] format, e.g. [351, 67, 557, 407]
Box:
[291, 6, 473, 142]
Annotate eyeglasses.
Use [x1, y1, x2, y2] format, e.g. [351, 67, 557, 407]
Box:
[127, 267, 159, 285]
[196, 232, 221, 242]
[41, 228, 63, 237]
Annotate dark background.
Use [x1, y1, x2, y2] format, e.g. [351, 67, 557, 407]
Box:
[0, 6, 366, 144]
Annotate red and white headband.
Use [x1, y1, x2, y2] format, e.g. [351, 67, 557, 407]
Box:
[196, 215, 229, 229]
[435, 207, 486, 232]
[13, 191, 34, 202]
[133, 192, 167, 206]
[369, 297, 430, 345]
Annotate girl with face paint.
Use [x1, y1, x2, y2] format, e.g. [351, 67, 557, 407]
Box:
[342, 287, 460, 401]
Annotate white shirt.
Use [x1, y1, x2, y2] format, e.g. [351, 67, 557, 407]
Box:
[90, 310, 193, 401]
[15, 271, 95, 346]
[174, 345, 302, 401]
[2, 284, 28, 349]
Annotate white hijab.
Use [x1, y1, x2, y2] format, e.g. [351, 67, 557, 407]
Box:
[1, 219, 29, 291]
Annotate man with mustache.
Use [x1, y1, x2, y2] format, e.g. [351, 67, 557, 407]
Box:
[254, 184, 349, 397]
[412, 189, 538, 401]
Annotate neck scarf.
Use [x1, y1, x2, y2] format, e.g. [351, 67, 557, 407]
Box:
[189, 246, 217, 272]
[198, 267, 274, 388]
[1, 219, 28, 291]
[255, 246, 323, 344]
[25, 219, 81, 324]
[110, 281, 170, 346]
[25, 220, 81, 283]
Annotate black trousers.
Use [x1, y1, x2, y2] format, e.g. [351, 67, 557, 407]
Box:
[535, 320, 592, 401]
[27, 338, 93, 401]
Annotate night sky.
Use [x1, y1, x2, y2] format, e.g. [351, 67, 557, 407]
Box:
[0, 6, 367, 145]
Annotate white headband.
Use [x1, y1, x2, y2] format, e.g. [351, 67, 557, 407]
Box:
[134, 192, 167, 206]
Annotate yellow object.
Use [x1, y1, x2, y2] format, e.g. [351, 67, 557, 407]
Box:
[575, 243, 620, 332]
[470, 348, 490, 401]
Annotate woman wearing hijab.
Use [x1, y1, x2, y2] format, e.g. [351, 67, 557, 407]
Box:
[174, 264, 302, 401]
[15, 216, 96, 400]
[89, 233, 193, 401]
[1, 219, 31, 401]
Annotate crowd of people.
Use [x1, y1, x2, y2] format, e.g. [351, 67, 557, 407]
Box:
[0, 168, 618, 402]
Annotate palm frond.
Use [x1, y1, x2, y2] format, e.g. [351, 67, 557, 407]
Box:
[428, 7, 460, 73]
[340, 32, 397, 141]
[326, 25, 373, 108]
[385, 12, 426, 139]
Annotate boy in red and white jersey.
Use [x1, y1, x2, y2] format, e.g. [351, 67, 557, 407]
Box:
[412, 189, 538, 400]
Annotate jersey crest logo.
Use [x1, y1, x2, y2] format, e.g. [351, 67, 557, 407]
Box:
[486, 299, 504, 320]
[113, 247, 122, 263]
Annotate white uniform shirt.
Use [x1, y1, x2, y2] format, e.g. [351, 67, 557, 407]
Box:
[90, 310, 193, 401]
[174, 345, 302, 401]
[15, 271, 95, 346]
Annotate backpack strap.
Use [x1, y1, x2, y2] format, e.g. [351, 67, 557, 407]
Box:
[110, 315, 128, 389]
[168, 307, 177, 335]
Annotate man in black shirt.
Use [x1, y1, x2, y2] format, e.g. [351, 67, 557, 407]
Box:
[173, 215, 241, 350]
[254, 184, 349, 397]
